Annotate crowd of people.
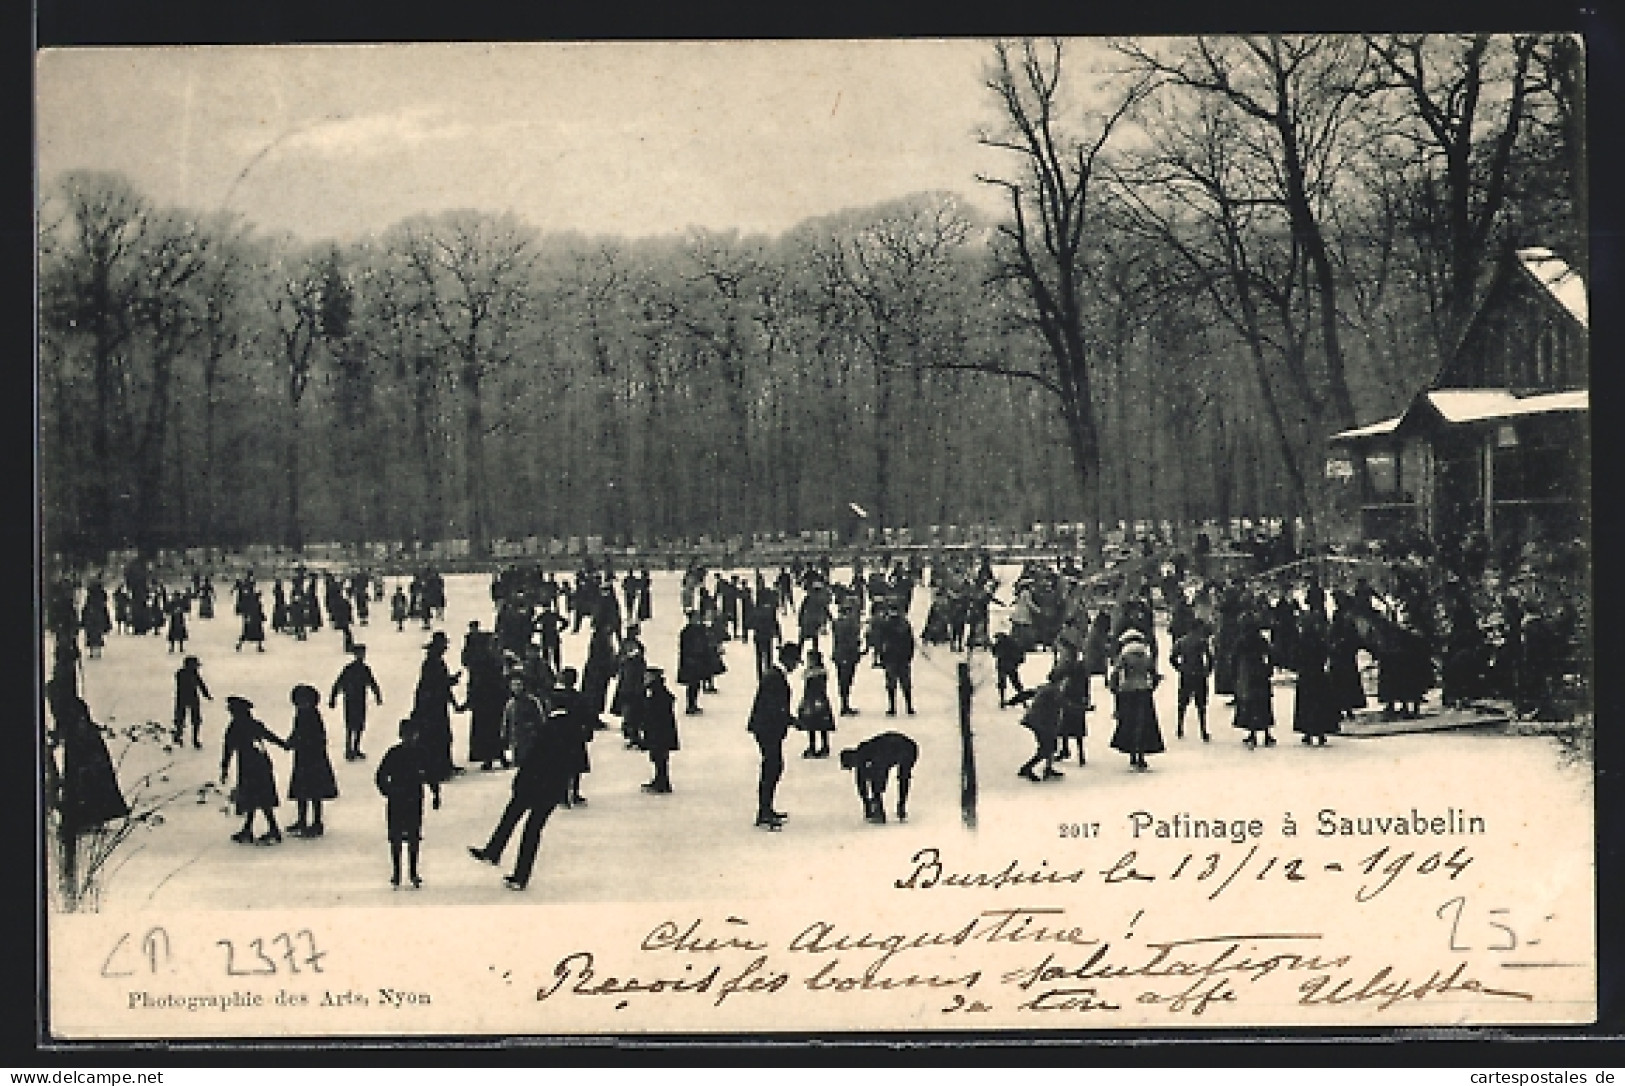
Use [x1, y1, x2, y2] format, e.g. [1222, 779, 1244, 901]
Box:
[41, 530, 1588, 896]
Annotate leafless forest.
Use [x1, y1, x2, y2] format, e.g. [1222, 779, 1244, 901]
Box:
[38, 37, 1586, 563]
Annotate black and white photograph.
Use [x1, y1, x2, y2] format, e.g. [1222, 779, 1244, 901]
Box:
[36, 36, 1595, 1037]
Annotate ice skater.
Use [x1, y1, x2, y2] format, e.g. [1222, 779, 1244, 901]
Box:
[840, 731, 917, 823]
[374, 718, 441, 888]
[796, 648, 836, 758]
[748, 644, 800, 829]
[1014, 676, 1064, 781]
[390, 585, 408, 632]
[639, 667, 679, 793]
[330, 644, 384, 760]
[220, 695, 288, 845]
[468, 708, 578, 890]
[1169, 624, 1213, 741]
[1109, 629, 1165, 770]
[286, 684, 339, 837]
[992, 631, 1027, 708]
[172, 656, 211, 748]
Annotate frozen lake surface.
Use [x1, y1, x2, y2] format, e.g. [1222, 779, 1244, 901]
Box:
[59, 568, 1589, 912]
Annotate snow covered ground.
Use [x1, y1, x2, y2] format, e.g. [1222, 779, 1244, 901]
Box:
[58, 568, 1591, 912]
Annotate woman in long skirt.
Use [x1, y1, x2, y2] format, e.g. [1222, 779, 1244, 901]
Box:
[466, 648, 510, 770]
[1326, 597, 1366, 720]
[582, 624, 618, 717]
[1054, 651, 1090, 766]
[166, 600, 189, 653]
[796, 648, 837, 758]
[287, 684, 339, 836]
[1109, 630, 1164, 770]
[237, 591, 266, 652]
[220, 696, 289, 844]
[1291, 614, 1341, 746]
[1231, 617, 1276, 746]
[639, 669, 679, 793]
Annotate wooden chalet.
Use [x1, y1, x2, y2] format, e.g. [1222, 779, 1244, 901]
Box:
[1327, 246, 1589, 550]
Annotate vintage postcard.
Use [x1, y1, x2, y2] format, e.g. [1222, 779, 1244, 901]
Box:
[36, 37, 1594, 1040]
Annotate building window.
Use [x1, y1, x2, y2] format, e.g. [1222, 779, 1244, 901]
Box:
[1365, 451, 1398, 499]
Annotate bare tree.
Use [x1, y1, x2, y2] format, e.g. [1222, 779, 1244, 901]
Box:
[972, 39, 1149, 561]
[1114, 36, 1393, 537]
[395, 211, 537, 558]
[39, 172, 149, 555]
[1363, 34, 1539, 363]
[262, 242, 347, 553]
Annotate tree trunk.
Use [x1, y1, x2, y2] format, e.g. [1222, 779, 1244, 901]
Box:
[1060, 400, 1104, 566]
[463, 357, 490, 559]
[286, 398, 303, 554]
[872, 350, 892, 534]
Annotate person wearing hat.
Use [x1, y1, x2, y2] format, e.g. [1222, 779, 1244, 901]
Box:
[375, 717, 441, 888]
[220, 695, 290, 845]
[991, 631, 1028, 709]
[1231, 614, 1277, 746]
[1054, 643, 1091, 766]
[412, 630, 465, 783]
[875, 604, 917, 717]
[551, 667, 594, 806]
[1013, 675, 1064, 781]
[1108, 629, 1165, 770]
[1169, 622, 1214, 742]
[172, 656, 212, 749]
[639, 667, 679, 793]
[330, 644, 384, 761]
[796, 648, 837, 758]
[611, 623, 648, 749]
[747, 643, 801, 829]
[464, 624, 510, 771]
[677, 610, 714, 715]
[287, 684, 340, 837]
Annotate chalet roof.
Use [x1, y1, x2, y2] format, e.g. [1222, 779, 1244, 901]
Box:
[1329, 389, 1588, 444]
[1516, 247, 1587, 328]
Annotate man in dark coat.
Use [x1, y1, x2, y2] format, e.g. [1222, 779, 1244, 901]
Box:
[676, 610, 713, 715]
[876, 606, 916, 716]
[840, 731, 918, 824]
[1014, 677, 1064, 781]
[412, 631, 464, 783]
[330, 644, 384, 760]
[375, 718, 441, 888]
[748, 590, 781, 679]
[992, 632, 1027, 708]
[1169, 624, 1213, 741]
[830, 600, 864, 716]
[747, 644, 800, 830]
[639, 668, 680, 793]
[536, 604, 566, 672]
[468, 709, 579, 890]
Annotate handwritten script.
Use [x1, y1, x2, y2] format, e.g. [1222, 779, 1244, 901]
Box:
[532, 908, 1532, 1018]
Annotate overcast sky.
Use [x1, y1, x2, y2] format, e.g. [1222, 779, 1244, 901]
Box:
[35, 40, 1124, 240]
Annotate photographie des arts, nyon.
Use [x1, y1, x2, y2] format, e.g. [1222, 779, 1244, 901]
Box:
[36, 37, 1592, 1039]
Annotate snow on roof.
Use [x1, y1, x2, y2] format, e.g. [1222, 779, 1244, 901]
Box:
[1330, 389, 1588, 442]
[1517, 247, 1588, 328]
[1329, 413, 1402, 442]
[1427, 388, 1588, 423]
